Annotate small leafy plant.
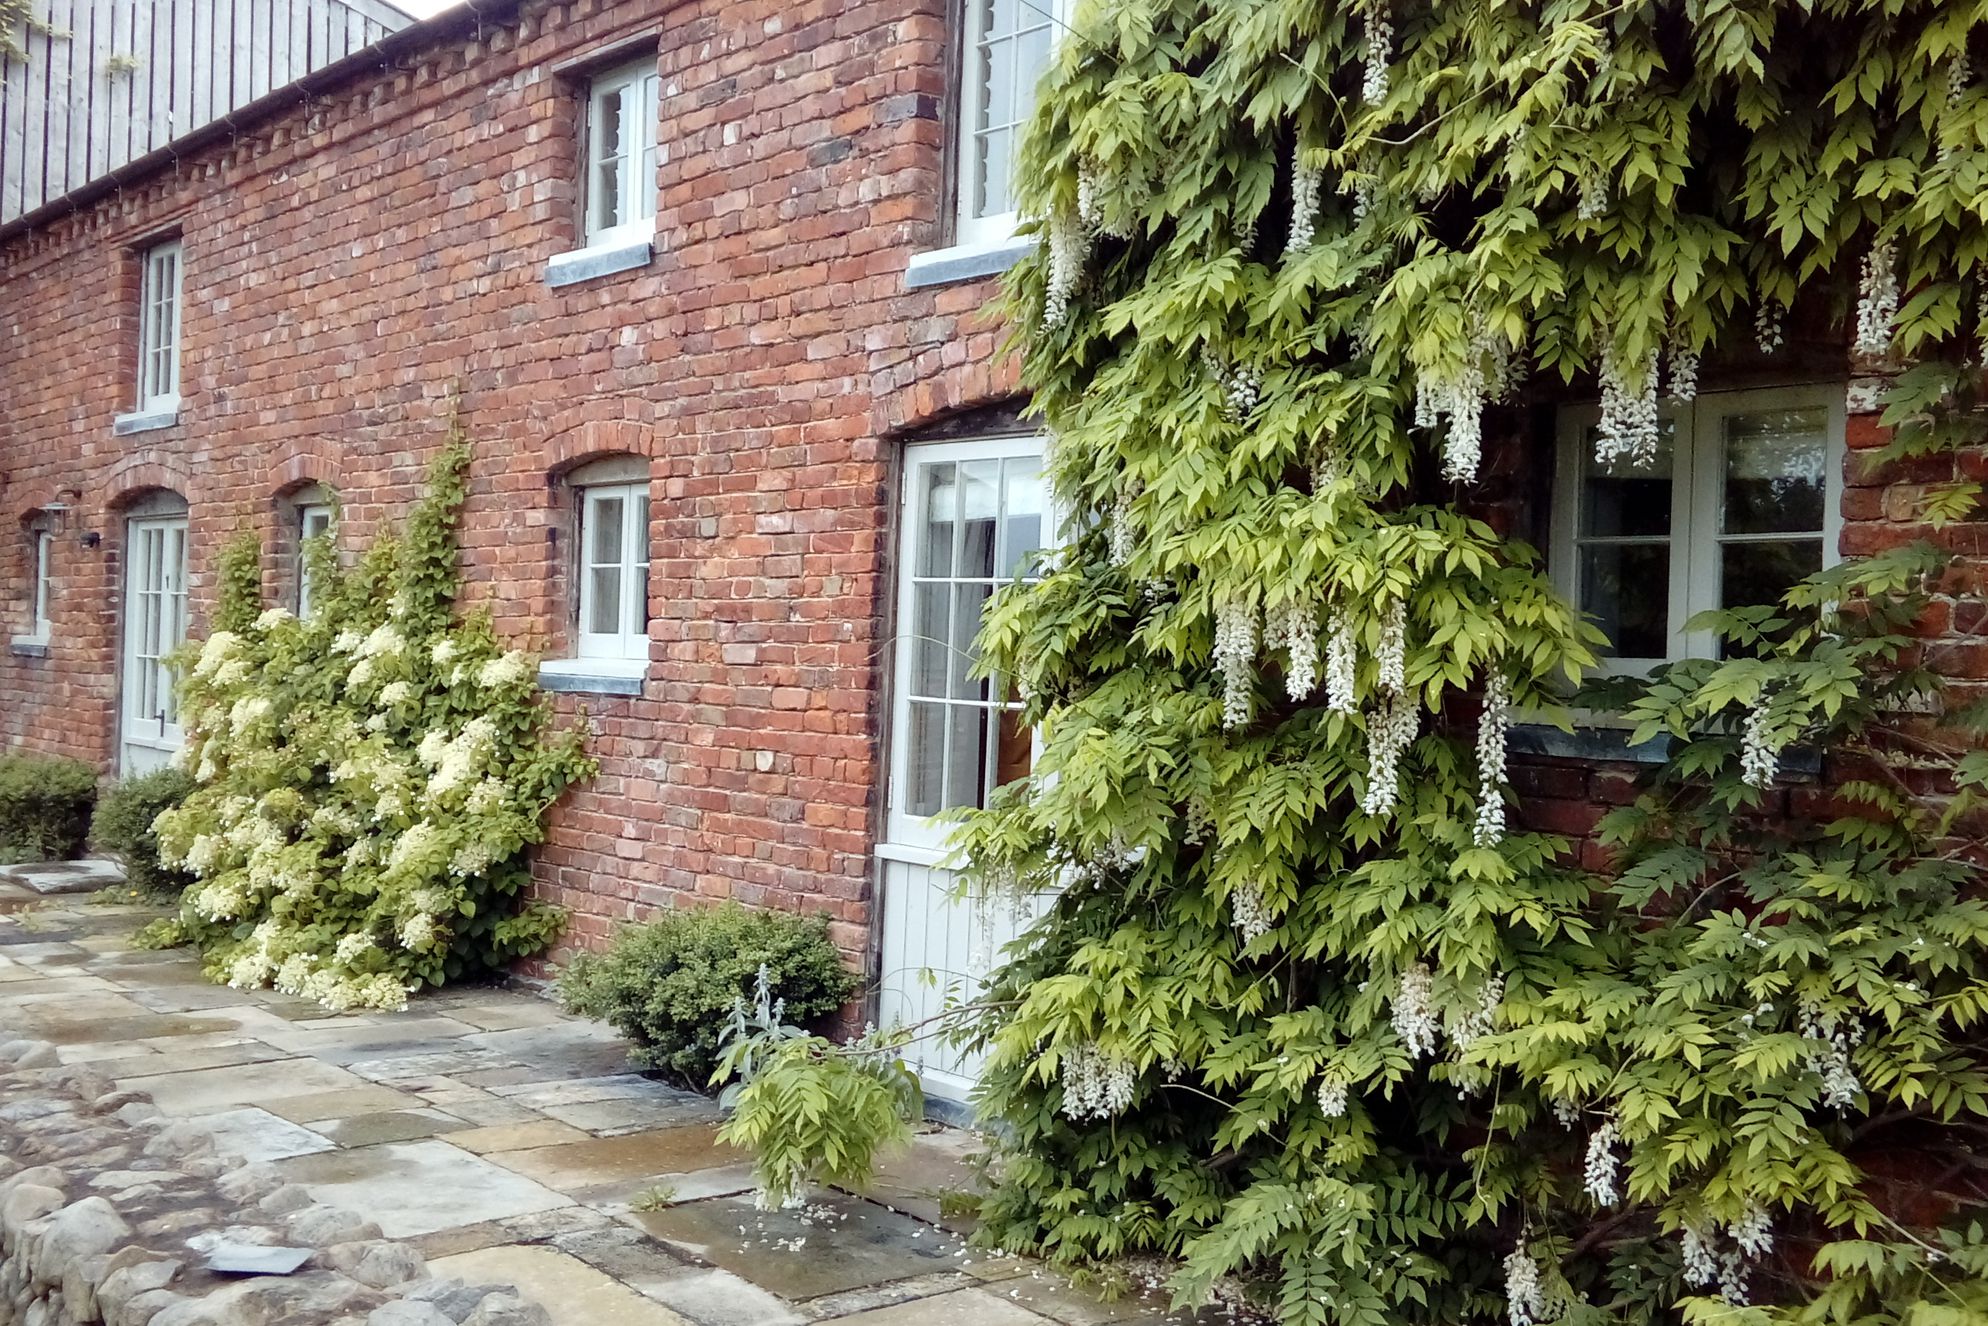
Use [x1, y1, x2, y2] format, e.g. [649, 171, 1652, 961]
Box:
[557, 901, 857, 1087]
[0, 754, 97, 864]
[91, 768, 195, 896]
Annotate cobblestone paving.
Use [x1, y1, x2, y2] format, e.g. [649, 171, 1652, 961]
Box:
[0, 890, 1215, 1326]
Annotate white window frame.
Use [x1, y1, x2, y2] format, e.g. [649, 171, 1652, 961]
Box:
[136, 240, 182, 412]
[954, 0, 1069, 250]
[296, 502, 334, 617]
[574, 480, 652, 663]
[1550, 383, 1845, 672]
[121, 510, 190, 772]
[885, 434, 1052, 854]
[19, 524, 54, 644]
[583, 59, 661, 247]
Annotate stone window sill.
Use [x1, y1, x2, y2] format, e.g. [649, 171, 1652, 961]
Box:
[8, 637, 49, 659]
[538, 658, 649, 696]
[545, 235, 655, 288]
[904, 236, 1035, 290]
[113, 403, 179, 435]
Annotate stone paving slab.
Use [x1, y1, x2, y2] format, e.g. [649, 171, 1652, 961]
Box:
[275, 1138, 577, 1238]
[0, 857, 127, 893]
[433, 1245, 693, 1325]
[200, 1104, 342, 1161]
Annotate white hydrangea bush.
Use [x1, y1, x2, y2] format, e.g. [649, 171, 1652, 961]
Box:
[144, 440, 593, 1011]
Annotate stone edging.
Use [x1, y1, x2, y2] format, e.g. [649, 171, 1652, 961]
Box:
[0, 1038, 558, 1326]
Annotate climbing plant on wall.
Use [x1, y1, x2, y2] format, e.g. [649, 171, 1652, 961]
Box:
[144, 429, 592, 1011]
[718, 2, 1988, 1324]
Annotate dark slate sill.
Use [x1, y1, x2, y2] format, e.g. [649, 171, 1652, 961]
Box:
[544, 236, 655, 288]
[112, 406, 178, 435]
[537, 663, 646, 696]
[904, 237, 1035, 290]
[8, 640, 49, 659]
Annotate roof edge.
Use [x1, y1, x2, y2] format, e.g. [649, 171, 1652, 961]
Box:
[0, 0, 524, 250]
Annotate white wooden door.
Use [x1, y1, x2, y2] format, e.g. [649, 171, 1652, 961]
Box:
[121, 516, 189, 773]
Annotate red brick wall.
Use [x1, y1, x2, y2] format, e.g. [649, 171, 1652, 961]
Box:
[0, 0, 1018, 961]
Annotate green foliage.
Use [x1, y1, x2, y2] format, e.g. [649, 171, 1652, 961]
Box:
[0, 754, 97, 864]
[725, 3, 1988, 1324]
[150, 427, 594, 1011]
[714, 966, 923, 1208]
[91, 769, 196, 897]
[558, 901, 858, 1087]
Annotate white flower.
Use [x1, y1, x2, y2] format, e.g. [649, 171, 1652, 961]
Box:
[1583, 1118, 1622, 1206]
[1391, 962, 1440, 1059]
[398, 912, 438, 951]
[1213, 597, 1258, 729]
[1665, 340, 1699, 404]
[1550, 1097, 1580, 1129]
[1107, 491, 1137, 568]
[386, 821, 442, 875]
[417, 729, 450, 767]
[431, 639, 460, 667]
[1287, 155, 1324, 253]
[1504, 1241, 1546, 1326]
[1729, 1204, 1774, 1259]
[477, 651, 530, 689]
[1577, 171, 1609, 221]
[331, 629, 363, 655]
[183, 835, 221, 876]
[1263, 601, 1318, 701]
[449, 840, 498, 877]
[228, 695, 273, 732]
[348, 657, 377, 689]
[334, 933, 376, 965]
[1854, 239, 1900, 358]
[1376, 598, 1407, 694]
[1316, 1077, 1348, 1118]
[192, 879, 248, 922]
[379, 681, 415, 707]
[1448, 972, 1504, 1053]
[1798, 997, 1864, 1109]
[1230, 881, 1271, 944]
[356, 623, 406, 660]
[1739, 703, 1782, 789]
[1060, 1043, 1137, 1121]
[192, 631, 243, 680]
[1473, 670, 1512, 847]
[253, 607, 292, 631]
[1755, 301, 1785, 354]
[1359, 0, 1392, 104]
[1596, 338, 1660, 467]
[1360, 688, 1419, 816]
[465, 779, 508, 815]
[1323, 609, 1358, 714]
[1042, 209, 1089, 329]
[212, 658, 252, 688]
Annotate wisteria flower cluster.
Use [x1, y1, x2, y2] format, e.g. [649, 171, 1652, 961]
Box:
[1060, 1042, 1138, 1122]
[145, 439, 592, 1010]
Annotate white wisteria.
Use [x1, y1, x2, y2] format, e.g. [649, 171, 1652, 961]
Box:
[1596, 339, 1660, 466]
[1213, 596, 1260, 729]
[1390, 961, 1440, 1059]
[1060, 1043, 1138, 1122]
[1323, 608, 1358, 714]
[1264, 600, 1318, 700]
[1473, 669, 1512, 847]
[1582, 1118, 1622, 1207]
[1854, 238, 1900, 358]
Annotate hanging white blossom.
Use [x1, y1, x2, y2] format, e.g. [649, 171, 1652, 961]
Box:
[1729, 1204, 1775, 1259]
[1943, 52, 1973, 162]
[1360, 689, 1419, 815]
[1182, 798, 1213, 847]
[1324, 609, 1358, 714]
[1854, 239, 1900, 358]
[1390, 961, 1440, 1059]
[1473, 670, 1512, 847]
[1755, 300, 1785, 354]
[1680, 1219, 1720, 1290]
[1376, 598, 1408, 693]
[1798, 996, 1865, 1109]
[1077, 162, 1102, 232]
[1550, 1097, 1580, 1129]
[1316, 1077, 1348, 1118]
[1448, 972, 1505, 1053]
[1060, 1043, 1137, 1121]
[1504, 1241, 1547, 1326]
[1213, 597, 1259, 729]
[1346, 177, 1375, 225]
[1042, 209, 1088, 329]
[1596, 339, 1660, 467]
[1583, 1118, 1622, 1206]
[1264, 601, 1319, 700]
[1287, 155, 1324, 253]
[1360, 0, 1393, 103]
[1739, 703, 1782, 789]
[1665, 340, 1699, 404]
[1576, 171, 1609, 221]
[1108, 491, 1136, 567]
[1310, 440, 1346, 490]
[1230, 881, 1272, 944]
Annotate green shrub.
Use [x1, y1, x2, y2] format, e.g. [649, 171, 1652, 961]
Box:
[0, 754, 98, 864]
[558, 902, 858, 1088]
[92, 769, 196, 896]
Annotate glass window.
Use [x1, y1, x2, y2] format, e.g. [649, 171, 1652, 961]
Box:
[586, 60, 661, 243]
[137, 241, 182, 410]
[958, 0, 1065, 246]
[23, 524, 53, 642]
[1555, 388, 1841, 667]
[576, 481, 651, 660]
[296, 503, 334, 617]
[890, 437, 1047, 846]
[122, 512, 190, 771]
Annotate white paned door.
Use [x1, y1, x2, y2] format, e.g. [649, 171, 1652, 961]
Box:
[121, 516, 189, 773]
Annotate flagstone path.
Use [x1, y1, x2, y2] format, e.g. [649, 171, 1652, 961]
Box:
[0, 888, 1228, 1326]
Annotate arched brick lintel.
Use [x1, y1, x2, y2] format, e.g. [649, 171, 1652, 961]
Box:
[270, 437, 347, 495]
[543, 418, 660, 479]
[101, 452, 193, 513]
[871, 355, 1026, 440]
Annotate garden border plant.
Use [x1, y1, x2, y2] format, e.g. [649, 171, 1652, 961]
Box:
[715, 4, 1988, 1325]
[143, 420, 594, 1011]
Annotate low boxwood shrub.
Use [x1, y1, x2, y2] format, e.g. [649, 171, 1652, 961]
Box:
[558, 901, 858, 1088]
[0, 754, 98, 864]
[92, 769, 197, 897]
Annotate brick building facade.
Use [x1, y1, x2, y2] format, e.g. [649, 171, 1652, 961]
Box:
[1, 0, 1978, 1101]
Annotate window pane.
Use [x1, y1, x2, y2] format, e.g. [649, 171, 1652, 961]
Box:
[589, 496, 625, 564]
[973, 127, 1014, 220]
[1581, 420, 1674, 538]
[918, 463, 956, 577]
[950, 580, 991, 700]
[1580, 543, 1670, 658]
[593, 86, 625, 231]
[906, 702, 946, 817]
[999, 458, 1044, 577]
[1721, 539, 1823, 615]
[959, 461, 1000, 579]
[994, 706, 1032, 789]
[589, 566, 622, 634]
[911, 582, 950, 697]
[1723, 409, 1827, 535]
[946, 702, 991, 809]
